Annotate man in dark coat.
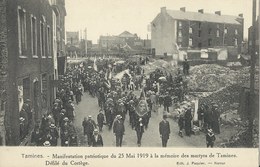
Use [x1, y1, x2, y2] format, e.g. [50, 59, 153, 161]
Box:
[113, 115, 125, 147]
[159, 115, 170, 147]
[212, 104, 220, 134]
[82, 116, 97, 146]
[91, 129, 103, 147]
[52, 103, 61, 127]
[182, 58, 190, 75]
[184, 106, 193, 136]
[178, 114, 185, 137]
[163, 93, 172, 113]
[135, 117, 145, 147]
[198, 104, 205, 131]
[97, 110, 105, 132]
[31, 125, 43, 146]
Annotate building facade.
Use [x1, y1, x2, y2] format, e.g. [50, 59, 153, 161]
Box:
[98, 31, 151, 55]
[0, 0, 65, 145]
[151, 7, 244, 56]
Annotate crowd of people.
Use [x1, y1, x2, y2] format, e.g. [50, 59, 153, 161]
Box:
[20, 56, 220, 148]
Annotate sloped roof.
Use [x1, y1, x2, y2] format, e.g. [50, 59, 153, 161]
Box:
[166, 10, 242, 25]
[118, 31, 137, 38]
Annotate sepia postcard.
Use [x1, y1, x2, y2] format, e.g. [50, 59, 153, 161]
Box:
[0, 0, 259, 166]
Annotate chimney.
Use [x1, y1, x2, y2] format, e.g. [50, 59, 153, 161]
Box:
[161, 7, 166, 14]
[198, 9, 204, 14]
[180, 7, 186, 12]
[238, 13, 243, 17]
[215, 11, 221, 15]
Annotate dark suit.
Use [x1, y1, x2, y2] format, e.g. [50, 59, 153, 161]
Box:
[97, 113, 105, 131]
[82, 119, 96, 146]
[91, 134, 103, 147]
[159, 120, 170, 147]
[113, 119, 125, 147]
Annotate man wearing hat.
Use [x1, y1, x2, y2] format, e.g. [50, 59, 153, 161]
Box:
[31, 125, 43, 146]
[91, 129, 103, 147]
[184, 105, 193, 137]
[52, 103, 61, 127]
[60, 129, 70, 147]
[43, 141, 51, 147]
[135, 117, 145, 147]
[66, 100, 75, 121]
[206, 129, 216, 148]
[212, 104, 220, 134]
[97, 110, 105, 132]
[82, 116, 97, 146]
[113, 115, 125, 147]
[163, 92, 172, 113]
[48, 124, 59, 146]
[159, 115, 170, 147]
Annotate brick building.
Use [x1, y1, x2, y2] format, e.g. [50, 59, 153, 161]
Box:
[151, 7, 244, 56]
[98, 31, 151, 55]
[0, 0, 66, 145]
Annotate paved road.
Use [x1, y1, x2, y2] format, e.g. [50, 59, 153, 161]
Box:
[73, 91, 207, 147]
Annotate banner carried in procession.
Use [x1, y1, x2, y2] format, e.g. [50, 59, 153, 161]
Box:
[136, 89, 149, 117]
[136, 99, 149, 117]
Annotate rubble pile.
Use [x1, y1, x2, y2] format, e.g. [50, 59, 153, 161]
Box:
[199, 84, 241, 114]
[220, 122, 259, 148]
[188, 64, 250, 92]
[143, 60, 177, 75]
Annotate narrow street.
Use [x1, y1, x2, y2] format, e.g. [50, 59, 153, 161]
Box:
[73, 92, 206, 147]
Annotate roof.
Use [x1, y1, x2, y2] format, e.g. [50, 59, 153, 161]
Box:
[166, 10, 242, 25]
[118, 31, 137, 38]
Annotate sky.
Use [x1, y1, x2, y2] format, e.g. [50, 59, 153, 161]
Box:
[65, 0, 259, 44]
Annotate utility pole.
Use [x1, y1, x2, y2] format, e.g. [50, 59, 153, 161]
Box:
[248, 0, 257, 147]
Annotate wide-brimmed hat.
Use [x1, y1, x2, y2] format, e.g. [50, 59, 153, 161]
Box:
[116, 115, 122, 119]
[50, 124, 55, 128]
[88, 115, 92, 118]
[19, 117, 25, 121]
[43, 141, 51, 146]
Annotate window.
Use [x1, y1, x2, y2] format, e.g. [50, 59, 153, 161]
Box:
[198, 30, 201, 37]
[208, 28, 212, 35]
[178, 31, 182, 37]
[178, 21, 182, 28]
[235, 29, 238, 35]
[189, 27, 193, 34]
[46, 26, 51, 57]
[178, 37, 183, 43]
[41, 74, 47, 108]
[40, 21, 45, 57]
[208, 39, 212, 46]
[234, 38, 238, 46]
[18, 7, 27, 56]
[198, 22, 201, 29]
[189, 38, 193, 46]
[31, 16, 37, 56]
[224, 27, 228, 34]
[216, 30, 220, 37]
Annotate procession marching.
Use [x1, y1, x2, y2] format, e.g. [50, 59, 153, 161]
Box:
[19, 57, 221, 147]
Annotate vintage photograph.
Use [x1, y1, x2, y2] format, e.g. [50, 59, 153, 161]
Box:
[0, 0, 259, 149]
